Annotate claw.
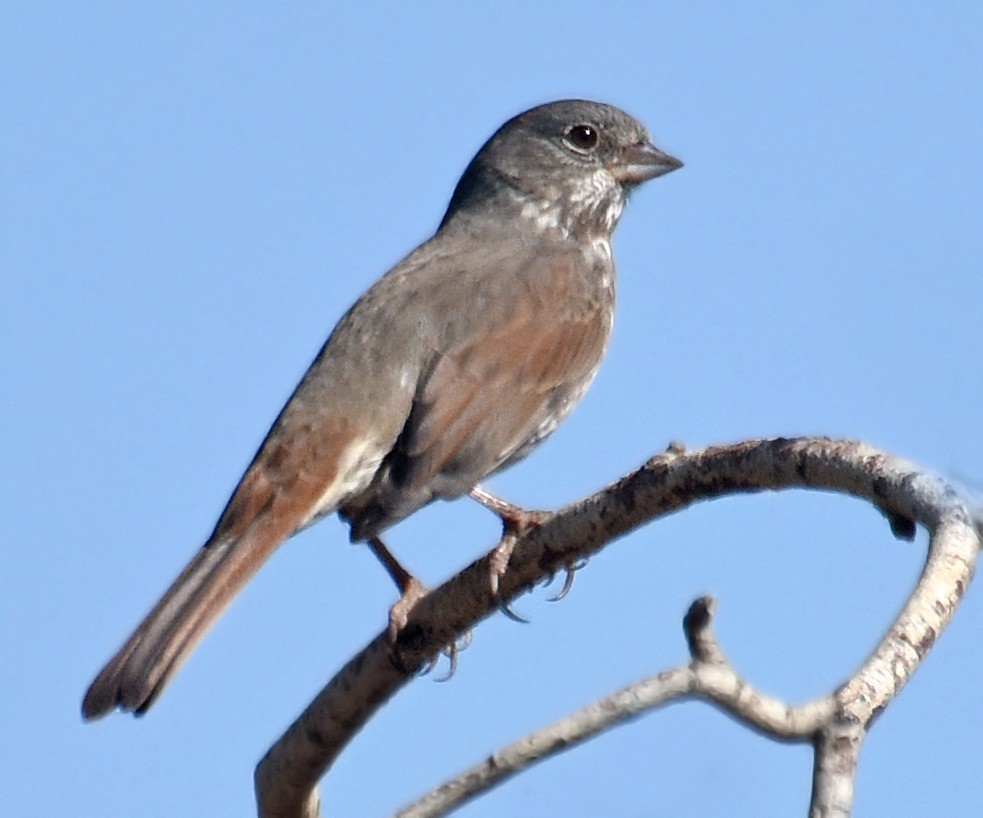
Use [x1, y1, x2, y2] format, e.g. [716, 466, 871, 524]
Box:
[499, 599, 530, 623]
[433, 630, 473, 681]
[547, 558, 588, 602]
[433, 642, 459, 682]
[417, 630, 472, 681]
[548, 567, 576, 602]
[417, 655, 439, 677]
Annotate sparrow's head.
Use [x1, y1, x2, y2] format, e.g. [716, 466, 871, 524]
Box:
[442, 99, 682, 240]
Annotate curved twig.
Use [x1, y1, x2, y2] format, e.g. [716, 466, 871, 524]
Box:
[393, 596, 838, 818]
[254, 437, 981, 818]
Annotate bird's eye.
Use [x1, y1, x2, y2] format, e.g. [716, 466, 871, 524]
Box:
[565, 123, 599, 153]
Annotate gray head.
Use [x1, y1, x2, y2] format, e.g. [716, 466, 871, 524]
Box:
[441, 99, 681, 240]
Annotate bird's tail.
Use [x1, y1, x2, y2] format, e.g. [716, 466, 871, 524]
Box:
[82, 523, 282, 719]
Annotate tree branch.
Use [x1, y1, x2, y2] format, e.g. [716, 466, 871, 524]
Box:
[393, 596, 837, 817]
[254, 437, 981, 818]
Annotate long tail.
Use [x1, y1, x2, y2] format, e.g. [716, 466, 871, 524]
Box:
[82, 523, 284, 719]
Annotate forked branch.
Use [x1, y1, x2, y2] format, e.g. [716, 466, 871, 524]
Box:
[254, 437, 982, 818]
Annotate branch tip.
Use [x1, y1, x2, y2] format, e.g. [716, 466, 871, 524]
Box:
[683, 596, 722, 663]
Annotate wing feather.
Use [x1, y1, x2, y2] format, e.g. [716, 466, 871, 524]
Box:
[398, 249, 610, 495]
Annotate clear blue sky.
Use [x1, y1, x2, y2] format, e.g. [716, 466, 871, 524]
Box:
[4, 4, 982, 816]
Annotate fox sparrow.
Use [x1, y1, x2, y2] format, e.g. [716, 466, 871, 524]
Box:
[82, 99, 682, 719]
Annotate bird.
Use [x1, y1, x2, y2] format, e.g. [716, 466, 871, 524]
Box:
[82, 99, 682, 720]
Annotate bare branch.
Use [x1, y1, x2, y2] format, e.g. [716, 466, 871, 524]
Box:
[394, 597, 835, 818]
[254, 437, 981, 818]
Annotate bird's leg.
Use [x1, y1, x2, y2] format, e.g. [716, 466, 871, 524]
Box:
[367, 536, 429, 643]
[469, 486, 584, 604]
[469, 486, 550, 532]
[368, 536, 468, 679]
[469, 486, 552, 615]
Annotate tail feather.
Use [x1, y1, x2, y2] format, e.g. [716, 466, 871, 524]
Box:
[82, 524, 282, 719]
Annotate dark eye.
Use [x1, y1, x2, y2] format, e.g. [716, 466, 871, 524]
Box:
[565, 123, 599, 152]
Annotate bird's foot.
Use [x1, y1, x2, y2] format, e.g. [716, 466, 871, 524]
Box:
[386, 574, 430, 644]
[470, 486, 551, 621]
[367, 536, 430, 643]
[485, 535, 527, 623]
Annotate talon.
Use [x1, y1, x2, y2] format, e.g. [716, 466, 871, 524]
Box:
[433, 642, 459, 682]
[499, 600, 530, 623]
[417, 655, 438, 677]
[433, 628, 474, 681]
[547, 558, 587, 602]
[548, 568, 576, 602]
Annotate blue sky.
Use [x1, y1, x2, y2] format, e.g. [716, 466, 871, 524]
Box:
[4, 4, 982, 816]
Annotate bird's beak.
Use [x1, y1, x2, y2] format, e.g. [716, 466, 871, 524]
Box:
[610, 141, 683, 185]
